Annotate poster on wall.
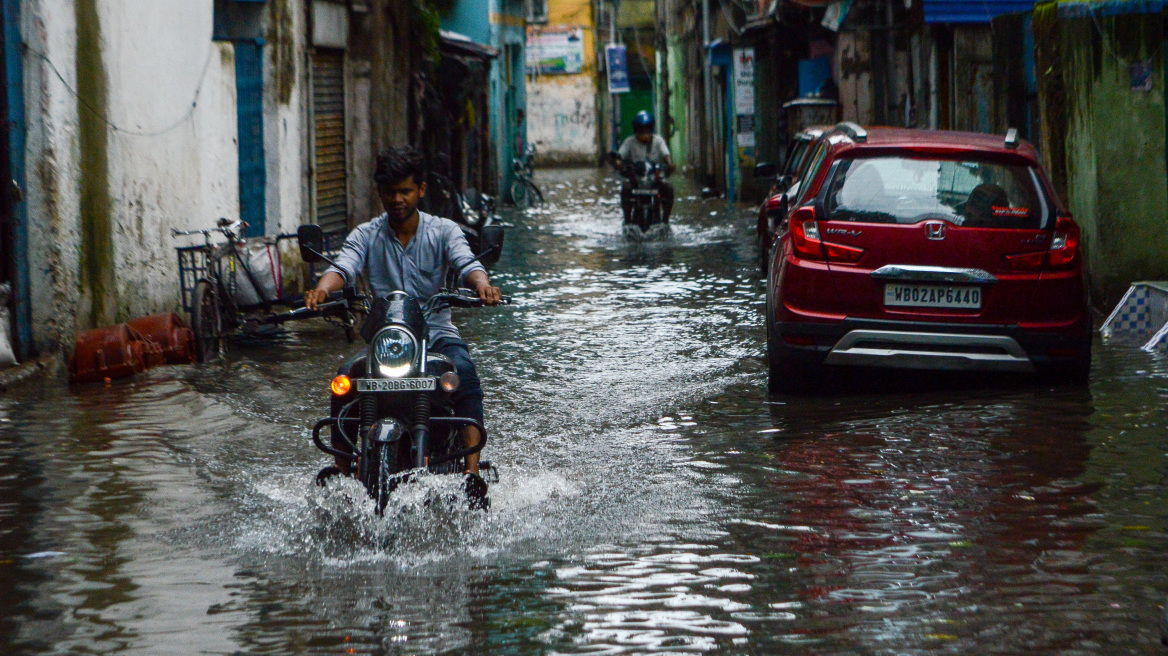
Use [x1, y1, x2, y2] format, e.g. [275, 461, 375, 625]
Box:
[605, 44, 630, 94]
[526, 27, 585, 75]
[733, 48, 756, 149]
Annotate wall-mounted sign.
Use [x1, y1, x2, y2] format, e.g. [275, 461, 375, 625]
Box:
[733, 48, 755, 148]
[605, 44, 630, 94]
[526, 27, 585, 75]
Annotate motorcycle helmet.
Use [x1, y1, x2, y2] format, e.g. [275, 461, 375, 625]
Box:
[632, 110, 655, 133]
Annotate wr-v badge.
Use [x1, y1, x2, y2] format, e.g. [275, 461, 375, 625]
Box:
[926, 222, 946, 240]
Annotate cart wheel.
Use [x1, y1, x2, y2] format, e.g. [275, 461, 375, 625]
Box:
[191, 280, 222, 362]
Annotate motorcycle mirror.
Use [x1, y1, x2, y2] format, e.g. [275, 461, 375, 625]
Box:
[477, 225, 504, 268]
[754, 162, 777, 179]
[297, 224, 325, 263]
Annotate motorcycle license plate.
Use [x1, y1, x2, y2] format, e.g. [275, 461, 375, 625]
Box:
[355, 377, 437, 392]
[632, 189, 657, 195]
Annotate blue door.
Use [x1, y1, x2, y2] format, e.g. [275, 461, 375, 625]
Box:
[235, 39, 265, 237]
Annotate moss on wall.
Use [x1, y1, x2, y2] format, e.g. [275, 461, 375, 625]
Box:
[76, 0, 115, 328]
[267, 0, 296, 106]
[1057, 11, 1168, 307]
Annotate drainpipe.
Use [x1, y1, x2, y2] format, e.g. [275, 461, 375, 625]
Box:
[886, 0, 896, 125]
[929, 39, 938, 129]
[610, 0, 620, 150]
[701, 0, 712, 184]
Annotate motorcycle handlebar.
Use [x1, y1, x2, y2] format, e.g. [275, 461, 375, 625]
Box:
[431, 290, 513, 308]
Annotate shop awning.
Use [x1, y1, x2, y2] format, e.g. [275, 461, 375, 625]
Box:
[923, 0, 1036, 23]
[439, 30, 498, 60]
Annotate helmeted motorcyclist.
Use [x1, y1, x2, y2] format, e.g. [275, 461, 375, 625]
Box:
[610, 110, 676, 224]
[304, 145, 502, 477]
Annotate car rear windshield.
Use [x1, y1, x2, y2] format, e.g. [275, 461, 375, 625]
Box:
[822, 156, 1049, 229]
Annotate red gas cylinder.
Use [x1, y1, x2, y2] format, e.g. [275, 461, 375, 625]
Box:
[126, 313, 195, 365]
[69, 324, 148, 384]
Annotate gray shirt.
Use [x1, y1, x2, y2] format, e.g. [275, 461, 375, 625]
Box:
[618, 134, 671, 164]
[326, 211, 487, 343]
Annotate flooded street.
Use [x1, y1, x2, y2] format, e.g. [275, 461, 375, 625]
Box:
[1, 168, 1167, 654]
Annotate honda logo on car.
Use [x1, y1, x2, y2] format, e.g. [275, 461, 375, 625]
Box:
[926, 222, 946, 240]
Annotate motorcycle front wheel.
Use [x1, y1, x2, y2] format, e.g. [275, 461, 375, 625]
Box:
[191, 280, 222, 362]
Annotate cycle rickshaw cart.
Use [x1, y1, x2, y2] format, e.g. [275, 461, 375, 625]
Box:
[173, 219, 363, 361]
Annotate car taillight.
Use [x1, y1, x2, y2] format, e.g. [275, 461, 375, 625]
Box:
[789, 207, 864, 263]
[1048, 215, 1080, 268]
[1005, 215, 1080, 271]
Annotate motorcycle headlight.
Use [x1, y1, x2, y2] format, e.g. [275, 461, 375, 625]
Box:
[371, 327, 417, 378]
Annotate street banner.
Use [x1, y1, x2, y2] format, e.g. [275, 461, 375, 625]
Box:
[527, 27, 585, 75]
[605, 44, 630, 94]
[733, 48, 756, 148]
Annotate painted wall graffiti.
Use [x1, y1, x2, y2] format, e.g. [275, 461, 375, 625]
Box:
[527, 76, 597, 164]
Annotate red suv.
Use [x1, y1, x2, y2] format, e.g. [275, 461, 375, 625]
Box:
[765, 123, 1090, 392]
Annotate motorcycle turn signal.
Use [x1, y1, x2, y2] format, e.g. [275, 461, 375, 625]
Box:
[330, 375, 352, 396]
[439, 372, 460, 393]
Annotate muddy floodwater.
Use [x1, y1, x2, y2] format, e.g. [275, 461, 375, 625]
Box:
[1, 169, 1166, 654]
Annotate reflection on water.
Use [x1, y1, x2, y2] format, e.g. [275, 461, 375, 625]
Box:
[0, 168, 1166, 654]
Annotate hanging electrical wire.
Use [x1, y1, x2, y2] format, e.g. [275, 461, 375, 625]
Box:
[24, 40, 214, 138]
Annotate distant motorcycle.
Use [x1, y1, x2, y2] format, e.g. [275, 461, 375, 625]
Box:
[297, 225, 507, 514]
[612, 153, 669, 239]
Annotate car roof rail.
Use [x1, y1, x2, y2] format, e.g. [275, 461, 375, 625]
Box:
[1004, 128, 1019, 149]
[835, 121, 868, 143]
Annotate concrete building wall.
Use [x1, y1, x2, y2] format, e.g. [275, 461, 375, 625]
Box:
[266, 0, 310, 237]
[1056, 12, 1168, 307]
[526, 0, 598, 165]
[21, 0, 312, 352]
[836, 31, 873, 124]
[528, 76, 597, 164]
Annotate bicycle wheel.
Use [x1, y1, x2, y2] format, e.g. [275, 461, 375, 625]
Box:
[527, 180, 544, 206]
[510, 178, 530, 209]
[191, 280, 222, 361]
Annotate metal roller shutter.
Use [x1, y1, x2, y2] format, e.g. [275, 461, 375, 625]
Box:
[313, 49, 348, 238]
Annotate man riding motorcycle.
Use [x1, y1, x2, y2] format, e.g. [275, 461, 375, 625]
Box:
[610, 111, 676, 224]
[305, 146, 502, 478]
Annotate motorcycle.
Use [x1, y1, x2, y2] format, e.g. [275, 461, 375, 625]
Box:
[297, 225, 506, 514]
[423, 170, 505, 268]
[612, 154, 669, 239]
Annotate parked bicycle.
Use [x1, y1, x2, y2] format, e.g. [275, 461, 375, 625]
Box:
[173, 218, 364, 361]
[509, 142, 544, 209]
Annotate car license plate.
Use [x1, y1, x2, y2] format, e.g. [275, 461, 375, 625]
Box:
[355, 377, 436, 392]
[884, 284, 982, 309]
[632, 189, 657, 195]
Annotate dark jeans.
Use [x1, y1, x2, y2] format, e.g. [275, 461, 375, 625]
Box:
[430, 337, 484, 426]
[621, 180, 674, 223]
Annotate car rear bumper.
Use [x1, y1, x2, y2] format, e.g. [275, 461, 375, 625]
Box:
[774, 317, 1090, 373]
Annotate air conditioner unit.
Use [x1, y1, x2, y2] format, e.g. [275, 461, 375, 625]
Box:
[525, 0, 548, 24]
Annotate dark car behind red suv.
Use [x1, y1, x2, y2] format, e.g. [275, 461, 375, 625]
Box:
[765, 123, 1091, 392]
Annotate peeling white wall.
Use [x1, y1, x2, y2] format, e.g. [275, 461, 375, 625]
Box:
[24, 0, 84, 351]
[102, 1, 241, 321]
[266, 0, 309, 238]
[22, 0, 312, 351]
[527, 75, 597, 165]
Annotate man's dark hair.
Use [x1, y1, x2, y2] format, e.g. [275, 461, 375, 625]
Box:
[374, 146, 425, 187]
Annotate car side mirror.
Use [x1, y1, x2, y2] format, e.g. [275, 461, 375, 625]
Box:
[297, 224, 325, 263]
[754, 162, 777, 178]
